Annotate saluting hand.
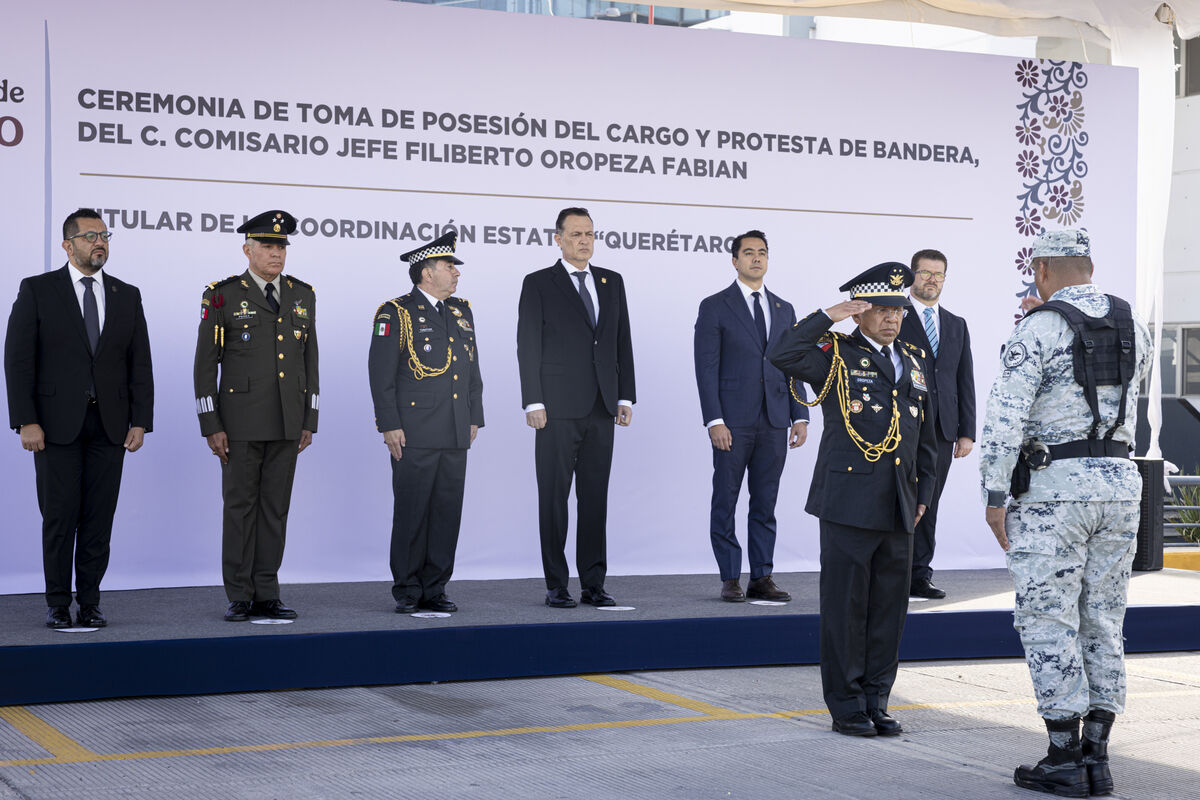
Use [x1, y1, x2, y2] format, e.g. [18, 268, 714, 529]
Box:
[825, 300, 872, 323]
[384, 429, 405, 461]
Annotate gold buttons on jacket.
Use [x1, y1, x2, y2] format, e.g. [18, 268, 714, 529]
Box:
[895, 458, 901, 465]
[278, 353, 284, 360]
[277, 334, 284, 341]
[453, 393, 459, 399]
[892, 389, 898, 396]
[847, 466, 853, 471]
[453, 374, 458, 380]
[278, 371, 285, 379]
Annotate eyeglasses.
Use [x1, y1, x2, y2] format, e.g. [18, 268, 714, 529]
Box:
[67, 231, 113, 243]
[914, 270, 945, 282]
[866, 306, 907, 319]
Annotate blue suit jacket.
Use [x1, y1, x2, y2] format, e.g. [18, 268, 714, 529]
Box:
[899, 303, 976, 443]
[694, 281, 807, 429]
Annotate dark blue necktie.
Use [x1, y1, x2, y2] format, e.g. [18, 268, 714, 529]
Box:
[574, 271, 596, 328]
[81, 276, 100, 354]
[265, 282, 280, 314]
[752, 291, 767, 347]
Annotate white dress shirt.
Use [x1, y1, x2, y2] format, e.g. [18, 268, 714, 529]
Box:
[68, 263, 106, 332]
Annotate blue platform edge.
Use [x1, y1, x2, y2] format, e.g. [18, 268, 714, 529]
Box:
[2, 605, 1196, 706]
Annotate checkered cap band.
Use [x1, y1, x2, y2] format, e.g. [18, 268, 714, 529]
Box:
[850, 282, 904, 297]
[406, 244, 455, 264]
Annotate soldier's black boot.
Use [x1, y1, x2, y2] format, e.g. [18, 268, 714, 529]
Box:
[1081, 709, 1116, 796]
[1013, 716, 1089, 797]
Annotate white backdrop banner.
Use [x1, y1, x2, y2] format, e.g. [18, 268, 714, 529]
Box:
[0, 0, 1136, 593]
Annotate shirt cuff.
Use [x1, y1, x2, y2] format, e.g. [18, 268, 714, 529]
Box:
[706, 418, 725, 429]
[618, 400, 633, 408]
[793, 419, 808, 426]
[524, 403, 546, 413]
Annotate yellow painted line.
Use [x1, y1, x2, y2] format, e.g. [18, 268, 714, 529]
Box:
[0, 713, 759, 767]
[2, 687, 1198, 769]
[581, 674, 736, 716]
[0, 707, 98, 760]
[1163, 550, 1200, 570]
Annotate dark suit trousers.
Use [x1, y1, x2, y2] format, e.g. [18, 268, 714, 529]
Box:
[819, 518, 912, 718]
[34, 402, 126, 607]
[912, 436, 954, 582]
[709, 411, 787, 581]
[389, 447, 467, 602]
[221, 439, 299, 602]
[535, 394, 614, 590]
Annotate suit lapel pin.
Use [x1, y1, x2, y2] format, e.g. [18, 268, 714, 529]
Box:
[601, 277, 607, 284]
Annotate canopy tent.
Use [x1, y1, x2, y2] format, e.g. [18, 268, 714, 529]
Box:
[660, 0, 1200, 458]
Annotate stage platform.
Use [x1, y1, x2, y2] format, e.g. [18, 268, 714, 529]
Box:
[2, 568, 1198, 706]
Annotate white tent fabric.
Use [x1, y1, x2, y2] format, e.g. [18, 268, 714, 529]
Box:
[666, 0, 1200, 458]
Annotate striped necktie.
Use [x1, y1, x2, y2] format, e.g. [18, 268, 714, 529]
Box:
[923, 306, 939, 357]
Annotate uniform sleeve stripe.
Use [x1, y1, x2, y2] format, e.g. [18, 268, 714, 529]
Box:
[311, 394, 320, 410]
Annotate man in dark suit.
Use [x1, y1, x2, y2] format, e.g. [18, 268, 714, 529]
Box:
[769, 262, 937, 738]
[898, 249, 975, 599]
[5, 208, 154, 629]
[193, 210, 318, 622]
[368, 232, 483, 614]
[694, 230, 809, 603]
[517, 207, 636, 608]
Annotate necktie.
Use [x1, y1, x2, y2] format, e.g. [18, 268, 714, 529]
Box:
[436, 300, 446, 324]
[881, 345, 898, 381]
[81, 276, 100, 354]
[923, 306, 939, 357]
[573, 271, 597, 328]
[264, 282, 280, 314]
[751, 291, 767, 347]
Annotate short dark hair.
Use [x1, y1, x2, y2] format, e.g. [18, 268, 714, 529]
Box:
[1033, 255, 1093, 277]
[555, 207, 591, 234]
[730, 230, 768, 257]
[910, 248, 948, 273]
[409, 258, 434, 286]
[63, 208, 103, 241]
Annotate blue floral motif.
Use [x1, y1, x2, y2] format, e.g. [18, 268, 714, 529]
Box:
[1013, 60, 1089, 312]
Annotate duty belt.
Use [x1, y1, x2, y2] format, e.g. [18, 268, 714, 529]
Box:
[1045, 439, 1131, 461]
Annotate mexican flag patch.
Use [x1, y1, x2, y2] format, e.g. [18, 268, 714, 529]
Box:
[375, 321, 390, 337]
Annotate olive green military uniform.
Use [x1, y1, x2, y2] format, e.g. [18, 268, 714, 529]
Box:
[194, 270, 319, 602]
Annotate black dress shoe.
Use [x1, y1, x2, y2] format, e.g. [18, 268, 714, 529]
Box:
[720, 579, 746, 602]
[418, 595, 457, 613]
[76, 605, 107, 628]
[224, 601, 252, 622]
[250, 599, 298, 619]
[832, 712, 878, 737]
[746, 576, 792, 602]
[545, 588, 577, 608]
[910, 578, 946, 599]
[868, 709, 903, 736]
[45, 606, 72, 629]
[580, 587, 616, 607]
[394, 597, 419, 614]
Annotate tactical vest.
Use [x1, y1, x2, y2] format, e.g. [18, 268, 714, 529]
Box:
[1026, 293, 1136, 445]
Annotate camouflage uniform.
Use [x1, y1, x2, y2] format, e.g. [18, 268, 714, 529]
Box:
[979, 283, 1151, 719]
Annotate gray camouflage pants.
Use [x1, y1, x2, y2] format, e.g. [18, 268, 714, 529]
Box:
[1005, 500, 1139, 720]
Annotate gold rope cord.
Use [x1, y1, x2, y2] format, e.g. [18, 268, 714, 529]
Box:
[787, 335, 902, 462]
[395, 304, 451, 380]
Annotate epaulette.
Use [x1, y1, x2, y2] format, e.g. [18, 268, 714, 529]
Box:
[284, 275, 313, 291]
[206, 275, 240, 291]
[396, 293, 411, 303]
[900, 340, 926, 359]
[449, 296, 470, 308]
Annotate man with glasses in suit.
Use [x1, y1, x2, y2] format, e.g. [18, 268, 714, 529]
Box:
[899, 249, 975, 600]
[5, 208, 154, 629]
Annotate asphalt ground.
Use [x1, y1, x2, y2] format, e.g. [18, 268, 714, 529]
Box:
[1, 652, 1197, 800]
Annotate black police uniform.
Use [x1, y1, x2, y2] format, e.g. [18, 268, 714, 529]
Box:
[768, 262, 937, 728]
[367, 234, 483, 610]
[193, 211, 318, 614]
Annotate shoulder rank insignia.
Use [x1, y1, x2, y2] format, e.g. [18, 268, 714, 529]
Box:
[285, 275, 313, 291]
[901, 341, 926, 359]
[206, 275, 240, 291]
